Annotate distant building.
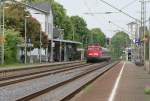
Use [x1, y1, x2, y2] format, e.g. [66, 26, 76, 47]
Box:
[127, 21, 138, 40]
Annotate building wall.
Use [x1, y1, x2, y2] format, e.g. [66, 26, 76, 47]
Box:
[27, 8, 53, 39]
[27, 8, 46, 31]
[26, 8, 52, 59]
[47, 11, 53, 39]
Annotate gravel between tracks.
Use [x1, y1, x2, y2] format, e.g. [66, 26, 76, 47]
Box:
[0, 62, 84, 80]
[29, 62, 115, 101]
[0, 63, 101, 101]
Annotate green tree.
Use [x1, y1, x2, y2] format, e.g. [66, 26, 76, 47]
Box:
[90, 28, 106, 46]
[70, 16, 87, 42]
[61, 16, 74, 40]
[3, 3, 43, 48]
[4, 4, 27, 33]
[82, 28, 91, 46]
[4, 29, 23, 64]
[28, 0, 74, 40]
[52, 2, 66, 27]
[111, 31, 130, 58]
[26, 17, 41, 48]
[41, 32, 49, 48]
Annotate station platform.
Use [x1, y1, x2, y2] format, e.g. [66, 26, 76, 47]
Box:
[70, 61, 150, 101]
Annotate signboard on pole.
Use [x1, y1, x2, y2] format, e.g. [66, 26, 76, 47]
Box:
[134, 38, 141, 45]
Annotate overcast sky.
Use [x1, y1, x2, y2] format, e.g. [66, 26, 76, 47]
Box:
[55, 0, 150, 38]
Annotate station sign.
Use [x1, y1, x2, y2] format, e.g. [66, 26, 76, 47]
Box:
[134, 38, 141, 45]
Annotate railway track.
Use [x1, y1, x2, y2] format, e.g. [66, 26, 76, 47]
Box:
[0, 61, 97, 101]
[17, 63, 108, 101]
[19, 62, 118, 101]
[0, 61, 119, 101]
[0, 62, 91, 87]
[0, 61, 84, 81]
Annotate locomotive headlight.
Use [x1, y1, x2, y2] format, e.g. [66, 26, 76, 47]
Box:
[88, 53, 93, 56]
[93, 53, 99, 56]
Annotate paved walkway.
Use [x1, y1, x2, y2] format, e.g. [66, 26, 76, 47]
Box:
[70, 62, 124, 101]
[115, 62, 150, 101]
[70, 61, 150, 101]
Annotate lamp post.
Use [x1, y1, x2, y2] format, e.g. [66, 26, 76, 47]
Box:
[72, 25, 75, 41]
[2, 3, 5, 64]
[1, 3, 8, 64]
[149, 17, 150, 73]
[27, 38, 32, 63]
[91, 31, 93, 43]
[24, 15, 30, 64]
[24, 17, 27, 64]
[59, 29, 64, 62]
[39, 30, 42, 63]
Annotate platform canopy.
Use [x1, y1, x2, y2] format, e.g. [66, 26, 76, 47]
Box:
[52, 39, 82, 44]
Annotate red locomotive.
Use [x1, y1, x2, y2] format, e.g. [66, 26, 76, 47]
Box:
[86, 44, 111, 62]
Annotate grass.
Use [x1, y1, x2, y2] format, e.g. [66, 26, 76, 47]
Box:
[83, 84, 93, 93]
[0, 63, 37, 68]
[144, 87, 150, 95]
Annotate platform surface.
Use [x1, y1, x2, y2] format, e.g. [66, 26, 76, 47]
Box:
[70, 61, 150, 101]
[115, 62, 150, 101]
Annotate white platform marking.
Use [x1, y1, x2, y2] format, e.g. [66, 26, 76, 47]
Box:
[108, 62, 126, 101]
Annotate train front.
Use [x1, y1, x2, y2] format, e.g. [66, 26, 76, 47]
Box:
[86, 44, 102, 62]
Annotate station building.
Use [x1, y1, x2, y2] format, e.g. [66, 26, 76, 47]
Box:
[17, 2, 83, 63]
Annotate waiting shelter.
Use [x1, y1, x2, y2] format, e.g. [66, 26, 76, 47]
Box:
[48, 39, 82, 62]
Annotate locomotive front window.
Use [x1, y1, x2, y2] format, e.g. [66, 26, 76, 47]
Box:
[88, 46, 100, 50]
[94, 47, 100, 50]
[88, 47, 93, 50]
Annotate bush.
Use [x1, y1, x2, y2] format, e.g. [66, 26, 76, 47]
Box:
[4, 29, 22, 64]
[144, 85, 150, 94]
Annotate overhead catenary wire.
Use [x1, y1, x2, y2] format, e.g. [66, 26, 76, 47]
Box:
[120, 0, 139, 10]
[83, 0, 106, 24]
[83, 0, 110, 25]
[97, 0, 140, 22]
[83, 0, 134, 38]
[83, 0, 128, 36]
[83, 0, 131, 30]
[83, 0, 94, 16]
[83, 0, 110, 42]
[109, 20, 131, 34]
[83, 0, 98, 43]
